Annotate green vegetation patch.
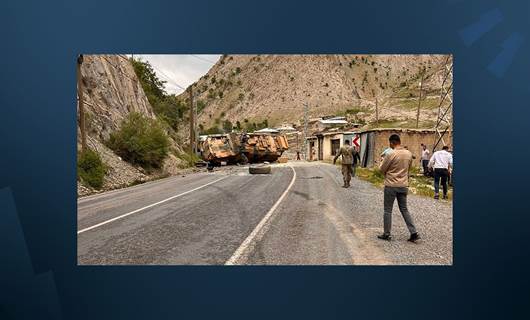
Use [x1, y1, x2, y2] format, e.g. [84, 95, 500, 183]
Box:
[108, 112, 170, 170]
[78, 149, 106, 189]
[356, 166, 452, 199]
[344, 106, 366, 115]
[131, 58, 188, 130]
[176, 151, 201, 168]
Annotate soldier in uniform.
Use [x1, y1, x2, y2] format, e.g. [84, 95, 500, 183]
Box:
[239, 131, 249, 164]
[333, 140, 354, 188]
[352, 145, 361, 178]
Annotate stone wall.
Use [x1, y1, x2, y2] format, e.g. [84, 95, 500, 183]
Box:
[369, 129, 453, 167]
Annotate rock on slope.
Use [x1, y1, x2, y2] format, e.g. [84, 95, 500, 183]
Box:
[78, 55, 155, 141]
[182, 54, 452, 130]
[77, 55, 185, 196]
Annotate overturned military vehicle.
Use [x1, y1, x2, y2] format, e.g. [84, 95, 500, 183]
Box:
[200, 132, 289, 165]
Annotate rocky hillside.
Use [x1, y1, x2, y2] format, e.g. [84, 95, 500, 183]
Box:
[182, 54, 452, 131]
[77, 55, 186, 196]
[78, 55, 155, 141]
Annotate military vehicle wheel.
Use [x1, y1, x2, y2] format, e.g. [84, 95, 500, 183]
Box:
[249, 164, 271, 174]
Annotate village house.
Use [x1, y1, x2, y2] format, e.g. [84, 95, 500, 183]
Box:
[307, 128, 453, 167]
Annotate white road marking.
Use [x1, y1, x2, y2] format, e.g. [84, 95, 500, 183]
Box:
[77, 176, 228, 235]
[225, 165, 297, 265]
[78, 174, 208, 204]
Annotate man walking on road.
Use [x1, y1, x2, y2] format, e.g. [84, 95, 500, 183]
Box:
[420, 143, 430, 176]
[429, 145, 453, 200]
[377, 134, 420, 242]
[333, 139, 354, 188]
[352, 146, 361, 178]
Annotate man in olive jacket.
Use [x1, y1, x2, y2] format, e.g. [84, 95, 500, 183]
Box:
[377, 134, 420, 242]
[333, 140, 354, 188]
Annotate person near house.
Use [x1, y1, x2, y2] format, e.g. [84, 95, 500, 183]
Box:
[351, 146, 361, 178]
[377, 134, 420, 242]
[420, 143, 431, 176]
[428, 145, 453, 199]
[333, 140, 354, 188]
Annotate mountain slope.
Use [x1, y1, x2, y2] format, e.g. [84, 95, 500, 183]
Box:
[77, 55, 186, 196]
[182, 54, 452, 131]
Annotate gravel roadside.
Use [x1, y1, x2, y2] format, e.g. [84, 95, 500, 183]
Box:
[248, 162, 453, 265]
[319, 163, 453, 265]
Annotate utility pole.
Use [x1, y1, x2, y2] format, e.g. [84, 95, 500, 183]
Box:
[77, 54, 87, 153]
[303, 102, 309, 160]
[189, 85, 195, 155]
[416, 71, 424, 128]
[375, 98, 379, 127]
[195, 92, 199, 153]
[433, 56, 453, 152]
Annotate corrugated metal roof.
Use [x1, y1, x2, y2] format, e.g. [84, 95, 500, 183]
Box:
[254, 128, 280, 133]
[319, 119, 348, 124]
[358, 127, 445, 133]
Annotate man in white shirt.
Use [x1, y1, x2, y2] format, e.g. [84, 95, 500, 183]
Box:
[420, 143, 430, 176]
[428, 145, 453, 199]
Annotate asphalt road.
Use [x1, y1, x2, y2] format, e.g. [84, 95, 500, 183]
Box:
[78, 162, 452, 265]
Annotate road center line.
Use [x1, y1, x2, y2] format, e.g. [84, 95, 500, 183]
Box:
[225, 165, 297, 265]
[77, 176, 228, 235]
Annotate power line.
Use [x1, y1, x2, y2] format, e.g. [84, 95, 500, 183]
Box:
[124, 55, 188, 92]
[104, 54, 190, 94]
[151, 66, 186, 91]
[190, 55, 218, 65]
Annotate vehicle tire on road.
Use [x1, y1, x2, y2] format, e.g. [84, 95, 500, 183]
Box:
[249, 164, 271, 174]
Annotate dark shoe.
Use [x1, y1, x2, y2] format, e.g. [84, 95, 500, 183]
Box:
[408, 233, 421, 242]
[442, 194, 448, 200]
[377, 234, 392, 241]
[342, 184, 348, 188]
[434, 193, 439, 200]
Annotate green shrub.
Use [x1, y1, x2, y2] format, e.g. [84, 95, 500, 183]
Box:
[203, 126, 223, 135]
[130, 59, 187, 131]
[222, 120, 233, 133]
[78, 149, 106, 189]
[108, 112, 170, 169]
[177, 152, 201, 168]
[196, 100, 206, 113]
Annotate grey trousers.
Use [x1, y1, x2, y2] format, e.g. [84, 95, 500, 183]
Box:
[383, 186, 417, 235]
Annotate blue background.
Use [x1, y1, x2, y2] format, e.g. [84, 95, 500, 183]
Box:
[1, 0, 529, 319]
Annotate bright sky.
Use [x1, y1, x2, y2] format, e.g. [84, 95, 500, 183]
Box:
[131, 54, 221, 95]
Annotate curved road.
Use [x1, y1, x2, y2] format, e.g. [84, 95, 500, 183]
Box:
[78, 162, 452, 265]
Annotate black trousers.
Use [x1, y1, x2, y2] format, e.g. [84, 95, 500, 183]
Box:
[434, 168, 449, 196]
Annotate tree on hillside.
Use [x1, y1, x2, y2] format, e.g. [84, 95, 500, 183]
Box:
[130, 58, 187, 131]
[222, 120, 233, 133]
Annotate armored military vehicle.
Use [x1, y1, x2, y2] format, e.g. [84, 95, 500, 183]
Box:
[201, 132, 288, 165]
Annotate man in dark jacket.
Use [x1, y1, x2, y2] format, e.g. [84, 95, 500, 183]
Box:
[351, 146, 361, 177]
